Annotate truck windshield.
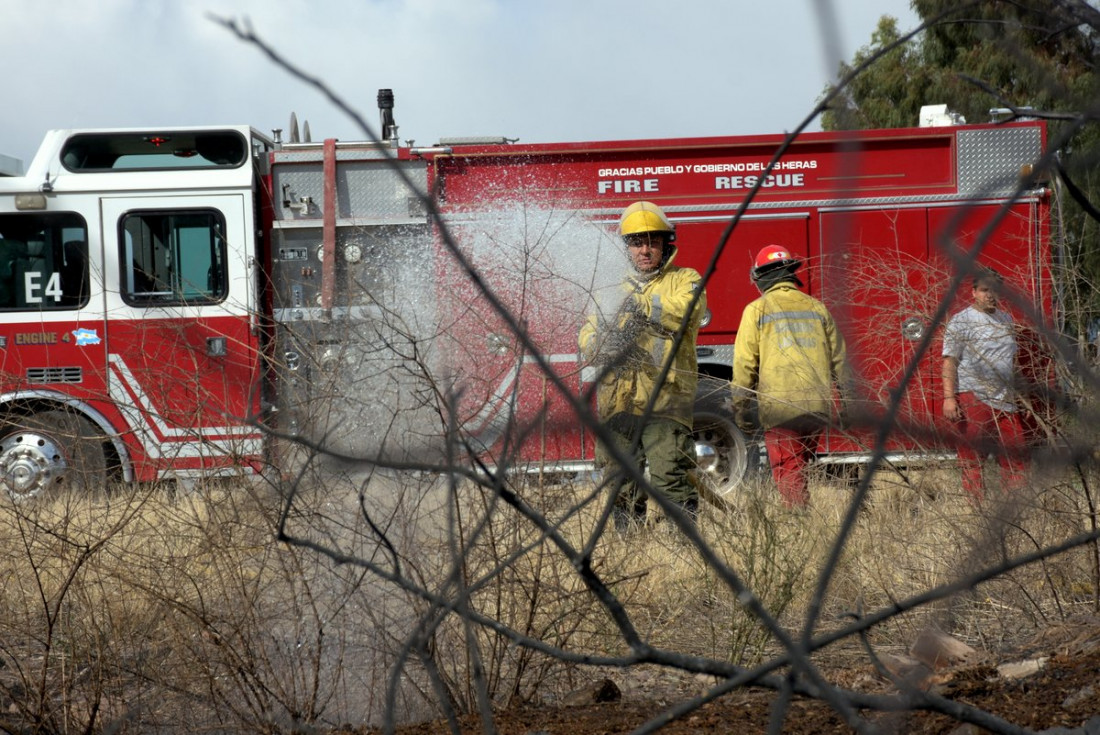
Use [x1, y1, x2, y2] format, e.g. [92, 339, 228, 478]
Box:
[0, 212, 89, 310]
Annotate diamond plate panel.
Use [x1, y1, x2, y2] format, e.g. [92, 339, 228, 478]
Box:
[272, 164, 322, 221]
[957, 127, 1041, 196]
[272, 159, 427, 222]
[338, 160, 426, 219]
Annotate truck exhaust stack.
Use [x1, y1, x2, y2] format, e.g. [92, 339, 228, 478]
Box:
[378, 88, 398, 142]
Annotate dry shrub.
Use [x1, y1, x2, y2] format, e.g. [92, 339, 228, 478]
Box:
[1, 445, 1097, 733]
[0, 478, 402, 734]
[406, 477, 634, 710]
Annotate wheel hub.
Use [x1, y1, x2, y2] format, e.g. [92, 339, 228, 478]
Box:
[695, 441, 720, 474]
[0, 431, 67, 501]
[694, 431, 731, 487]
[692, 412, 750, 498]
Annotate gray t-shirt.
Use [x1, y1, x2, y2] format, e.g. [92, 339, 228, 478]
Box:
[942, 305, 1018, 411]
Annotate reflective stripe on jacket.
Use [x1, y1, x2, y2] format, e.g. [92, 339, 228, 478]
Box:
[731, 282, 847, 429]
[579, 248, 706, 428]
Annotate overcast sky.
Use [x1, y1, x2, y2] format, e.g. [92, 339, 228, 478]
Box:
[4, 1, 919, 168]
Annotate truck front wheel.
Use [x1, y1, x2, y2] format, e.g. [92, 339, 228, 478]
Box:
[0, 411, 107, 502]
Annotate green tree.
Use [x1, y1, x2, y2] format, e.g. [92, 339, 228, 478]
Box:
[823, 0, 1100, 336]
[821, 16, 930, 130]
[824, 1, 1100, 130]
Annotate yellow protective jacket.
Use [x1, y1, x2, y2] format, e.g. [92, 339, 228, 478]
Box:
[731, 282, 848, 429]
[579, 249, 706, 428]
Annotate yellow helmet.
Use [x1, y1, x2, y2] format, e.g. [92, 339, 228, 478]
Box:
[619, 201, 676, 242]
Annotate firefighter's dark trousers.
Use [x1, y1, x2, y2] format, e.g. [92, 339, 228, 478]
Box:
[596, 413, 697, 522]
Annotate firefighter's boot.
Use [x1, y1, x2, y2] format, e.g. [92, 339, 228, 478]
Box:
[676, 498, 699, 529]
[613, 500, 646, 533]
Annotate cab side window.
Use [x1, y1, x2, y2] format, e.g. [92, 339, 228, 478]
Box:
[0, 212, 89, 311]
[120, 210, 227, 305]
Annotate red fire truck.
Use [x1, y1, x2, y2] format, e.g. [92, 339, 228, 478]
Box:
[0, 94, 1052, 499]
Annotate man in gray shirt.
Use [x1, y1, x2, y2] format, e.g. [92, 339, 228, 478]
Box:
[942, 269, 1027, 500]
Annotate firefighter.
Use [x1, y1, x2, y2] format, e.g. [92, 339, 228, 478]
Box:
[942, 268, 1027, 500]
[579, 201, 707, 530]
[731, 245, 849, 507]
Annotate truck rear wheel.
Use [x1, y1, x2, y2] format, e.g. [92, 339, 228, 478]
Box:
[0, 411, 107, 502]
[693, 378, 756, 500]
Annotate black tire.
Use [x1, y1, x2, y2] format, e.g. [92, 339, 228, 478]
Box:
[0, 410, 107, 501]
[692, 377, 758, 501]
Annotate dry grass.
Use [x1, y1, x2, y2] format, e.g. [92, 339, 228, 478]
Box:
[549, 462, 1099, 667]
[0, 458, 1096, 733]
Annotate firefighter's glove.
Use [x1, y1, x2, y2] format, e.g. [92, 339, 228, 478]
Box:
[617, 285, 650, 321]
[835, 383, 856, 430]
[734, 404, 758, 435]
[599, 315, 644, 366]
[835, 403, 851, 431]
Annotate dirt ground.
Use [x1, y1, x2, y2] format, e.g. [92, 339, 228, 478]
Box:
[353, 623, 1100, 734]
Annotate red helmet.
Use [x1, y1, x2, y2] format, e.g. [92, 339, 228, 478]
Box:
[751, 245, 801, 281]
